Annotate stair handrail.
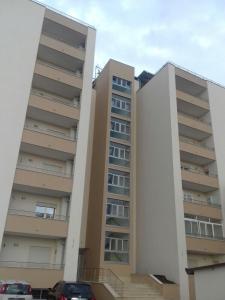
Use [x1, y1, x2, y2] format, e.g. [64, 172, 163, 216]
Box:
[79, 268, 124, 296]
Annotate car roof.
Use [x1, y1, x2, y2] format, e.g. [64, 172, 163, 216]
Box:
[59, 281, 90, 286]
[0, 280, 30, 285]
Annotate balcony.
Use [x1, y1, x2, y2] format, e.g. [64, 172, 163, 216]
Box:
[37, 43, 83, 77]
[181, 169, 219, 192]
[14, 167, 73, 197]
[27, 89, 80, 128]
[5, 212, 68, 238]
[0, 265, 63, 288]
[178, 113, 212, 141]
[42, 14, 87, 46]
[21, 127, 76, 160]
[33, 60, 82, 100]
[179, 138, 216, 165]
[184, 200, 222, 220]
[186, 236, 225, 255]
[176, 90, 209, 118]
[40, 34, 85, 61]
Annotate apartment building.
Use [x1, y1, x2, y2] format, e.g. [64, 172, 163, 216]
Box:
[0, 0, 95, 288]
[137, 63, 225, 300]
[86, 60, 136, 275]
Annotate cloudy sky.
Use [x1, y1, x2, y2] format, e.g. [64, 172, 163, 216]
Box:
[39, 0, 225, 84]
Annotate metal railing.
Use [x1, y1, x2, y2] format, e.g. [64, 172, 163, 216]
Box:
[36, 59, 83, 78]
[0, 261, 64, 270]
[31, 89, 80, 108]
[79, 268, 124, 296]
[184, 198, 221, 208]
[24, 123, 76, 141]
[186, 232, 225, 241]
[8, 209, 68, 221]
[181, 166, 217, 178]
[179, 136, 214, 151]
[17, 163, 72, 178]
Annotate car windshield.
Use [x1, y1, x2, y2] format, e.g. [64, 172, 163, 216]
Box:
[63, 284, 92, 297]
[4, 284, 30, 295]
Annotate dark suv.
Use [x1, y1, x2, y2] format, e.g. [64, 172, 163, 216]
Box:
[47, 281, 95, 300]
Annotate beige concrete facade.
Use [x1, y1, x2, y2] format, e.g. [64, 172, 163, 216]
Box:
[86, 59, 136, 276]
[0, 0, 95, 288]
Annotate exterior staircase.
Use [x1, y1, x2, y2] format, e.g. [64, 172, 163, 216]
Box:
[80, 269, 178, 300]
[115, 276, 166, 300]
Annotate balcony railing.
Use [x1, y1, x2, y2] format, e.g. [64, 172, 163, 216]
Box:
[31, 89, 80, 108]
[184, 198, 221, 208]
[8, 209, 68, 221]
[186, 232, 225, 241]
[17, 163, 72, 178]
[178, 112, 211, 126]
[79, 268, 124, 296]
[0, 261, 64, 270]
[179, 136, 214, 151]
[181, 166, 217, 178]
[24, 123, 76, 141]
[36, 60, 83, 78]
[41, 33, 85, 51]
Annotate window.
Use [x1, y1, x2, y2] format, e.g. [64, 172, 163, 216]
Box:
[106, 199, 129, 227]
[108, 173, 129, 188]
[35, 205, 55, 219]
[111, 94, 131, 116]
[110, 118, 130, 141]
[109, 143, 130, 166]
[108, 170, 130, 195]
[183, 192, 193, 202]
[104, 232, 129, 263]
[184, 214, 223, 239]
[112, 76, 131, 94]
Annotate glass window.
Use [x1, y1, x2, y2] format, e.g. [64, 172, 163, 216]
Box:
[35, 205, 55, 219]
[123, 240, 128, 251]
[118, 206, 123, 217]
[185, 220, 191, 234]
[109, 146, 114, 156]
[115, 123, 120, 131]
[108, 174, 113, 184]
[114, 175, 118, 185]
[207, 224, 213, 237]
[192, 222, 199, 235]
[199, 222, 206, 236]
[124, 207, 129, 218]
[112, 205, 117, 216]
[111, 239, 116, 250]
[107, 204, 112, 215]
[119, 176, 124, 186]
[214, 225, 223, 238]
[105, 238, 110, 250]
[117, 239, 123, 251]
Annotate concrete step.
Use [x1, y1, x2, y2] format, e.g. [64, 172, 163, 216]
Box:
[113, 275, 167, 300]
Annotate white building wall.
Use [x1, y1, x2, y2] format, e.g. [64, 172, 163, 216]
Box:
[63, 27, 96, 280]
[194, 267, 225, 300]
[0, 0, 45, 248]
[207, 82, 225, 232]
[136, 64, 189, 300]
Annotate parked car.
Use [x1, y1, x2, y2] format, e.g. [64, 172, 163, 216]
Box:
[47, 281, 95, 300]
[0, 280, 32, 300]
